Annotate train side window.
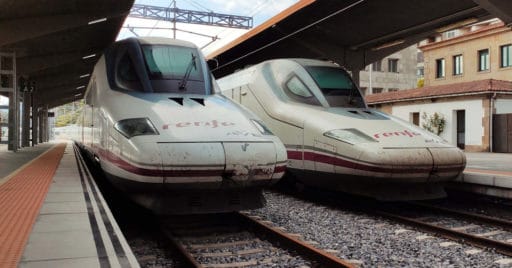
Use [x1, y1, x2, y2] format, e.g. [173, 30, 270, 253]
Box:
[116, 53, 143, 91]
[283, 75, 321, 106]
[286, 76, 312, 97]
[118, 54, 137, 82]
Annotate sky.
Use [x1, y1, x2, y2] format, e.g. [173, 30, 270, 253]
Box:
[117, 0, 299, 54]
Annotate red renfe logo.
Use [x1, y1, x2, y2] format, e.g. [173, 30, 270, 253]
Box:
[163, 120, 235, 129]
[373, 130, 421, 139]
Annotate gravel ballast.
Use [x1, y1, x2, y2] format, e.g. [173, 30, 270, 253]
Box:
[249, 191, 512, 267]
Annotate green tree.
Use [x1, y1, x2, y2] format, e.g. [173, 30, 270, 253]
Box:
[421, 112, 446, 135]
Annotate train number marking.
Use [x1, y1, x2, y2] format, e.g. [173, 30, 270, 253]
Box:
[241, 143, 250, 152]
[227, 130, 262, 137]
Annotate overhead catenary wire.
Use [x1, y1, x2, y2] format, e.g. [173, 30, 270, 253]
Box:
[147, 0, 175, 36]
[213, 0, 366, 72]
[209, 0, 274, 50]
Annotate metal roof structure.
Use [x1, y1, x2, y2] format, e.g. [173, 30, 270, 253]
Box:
[0, 0, 134, 108]
[129, 4, 253, 29]
[0, 0, 511, 108]
[207, 0, 512, 78]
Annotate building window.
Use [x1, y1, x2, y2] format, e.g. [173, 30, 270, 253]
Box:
[388, 88, 399, 92]
[372, 60, 382, 72]
[372, 88, 383, 94]
[478, 49, 490, 72]
[501, 44, 511, 68]
[445, 30, 457, 39]
[417, 67, 424, 77]
[388, 59, 399, 73]
[435, 58, 445, 78]
[411, 112, 420, 126]
[417, 51, 424, 63]
[453, 54, 463, 75]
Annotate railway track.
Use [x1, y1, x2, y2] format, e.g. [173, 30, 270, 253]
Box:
[281, 188, 512, 259]
[160, 212, 353, 268]
[374, 201, 512, 257]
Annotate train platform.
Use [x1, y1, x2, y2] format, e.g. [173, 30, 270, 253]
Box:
[0, 142, 139, 268]
[451, 152, 512, 199]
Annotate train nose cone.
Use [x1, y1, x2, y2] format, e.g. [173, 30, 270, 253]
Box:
[357, 147, 465, 183]
[427, 147, 466, 182]
[357, 148, 433, 183]
[158, 141, 279, 189]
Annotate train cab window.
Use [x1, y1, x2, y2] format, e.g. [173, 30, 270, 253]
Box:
[305, 66, 365, 108]
[283, 75, 321, 106]
[143, 45, 201, 81]
[141, 45, 208, 94]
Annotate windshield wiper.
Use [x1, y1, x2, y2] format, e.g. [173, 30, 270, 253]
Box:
[179, 53, 197, 90]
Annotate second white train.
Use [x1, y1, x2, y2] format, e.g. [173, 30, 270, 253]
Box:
[218, 58, 466, 200]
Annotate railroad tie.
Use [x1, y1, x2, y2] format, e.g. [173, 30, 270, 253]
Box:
[451, 224, 479, 231]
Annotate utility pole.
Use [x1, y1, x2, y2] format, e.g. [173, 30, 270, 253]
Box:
[172, 1, 177, 39]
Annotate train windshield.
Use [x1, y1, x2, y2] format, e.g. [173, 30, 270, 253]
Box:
[305, 66, 365, 108]
[143, 45, 202, 81]
[140, 45, 210, 94]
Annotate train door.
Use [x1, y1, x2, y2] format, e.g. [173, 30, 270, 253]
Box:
[312, 140, 336, 174]
[302, 121, 335, 176]
[233, 86, 242, 103]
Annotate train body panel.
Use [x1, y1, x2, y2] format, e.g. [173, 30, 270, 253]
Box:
[74, 37, 286, 213]
[218, 58, 466, 200]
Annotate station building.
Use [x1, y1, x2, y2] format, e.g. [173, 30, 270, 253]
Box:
[359, 45, 419, 96]
[366, 19, 512, 153]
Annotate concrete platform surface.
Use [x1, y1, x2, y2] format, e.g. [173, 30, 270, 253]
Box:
[0, 142, 139, 268]
[0, 143, 56, 181]
[465, 152, 512, 172]
[451, 152, 512, 199]
[20, 143, 140, 268]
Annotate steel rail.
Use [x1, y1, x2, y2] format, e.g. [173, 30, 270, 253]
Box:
[161, 227, 204, 268]
[408, 201, 512, 231]
[375, 209, 512, 257]
[238, 212, 354, 268]
[160, 212, 354, 268]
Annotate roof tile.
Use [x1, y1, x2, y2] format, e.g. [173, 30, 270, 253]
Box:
[365, 79, 512, 104]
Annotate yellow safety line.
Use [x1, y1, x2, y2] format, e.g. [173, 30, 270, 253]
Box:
[0, 143, 63, 187]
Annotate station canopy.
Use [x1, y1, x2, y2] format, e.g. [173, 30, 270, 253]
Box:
[0, 0, 134, 108]
[208, 0, 512, 78]
[1, 0, 512, 107]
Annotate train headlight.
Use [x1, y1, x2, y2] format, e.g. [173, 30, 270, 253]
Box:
[251, 119, 274, 135]
[324, 128, 377, 145]
[114, 118, 159, 139]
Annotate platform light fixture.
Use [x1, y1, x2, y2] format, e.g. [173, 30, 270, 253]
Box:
[88, 17, 107, 25]
[82, 54, 96, 60]
[76, 85, 86, 90]
[372, 39, 405, 51]
[74, 93, 82, 97]
[79, 74, 90, 79]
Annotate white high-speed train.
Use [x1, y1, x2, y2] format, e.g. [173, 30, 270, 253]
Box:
[218, 58, 466, 200]
[74, 37, 287, 214]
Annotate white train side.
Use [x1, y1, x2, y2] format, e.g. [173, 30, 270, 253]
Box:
[218, 58, 466, 200]
[75, 37, 287, 213]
